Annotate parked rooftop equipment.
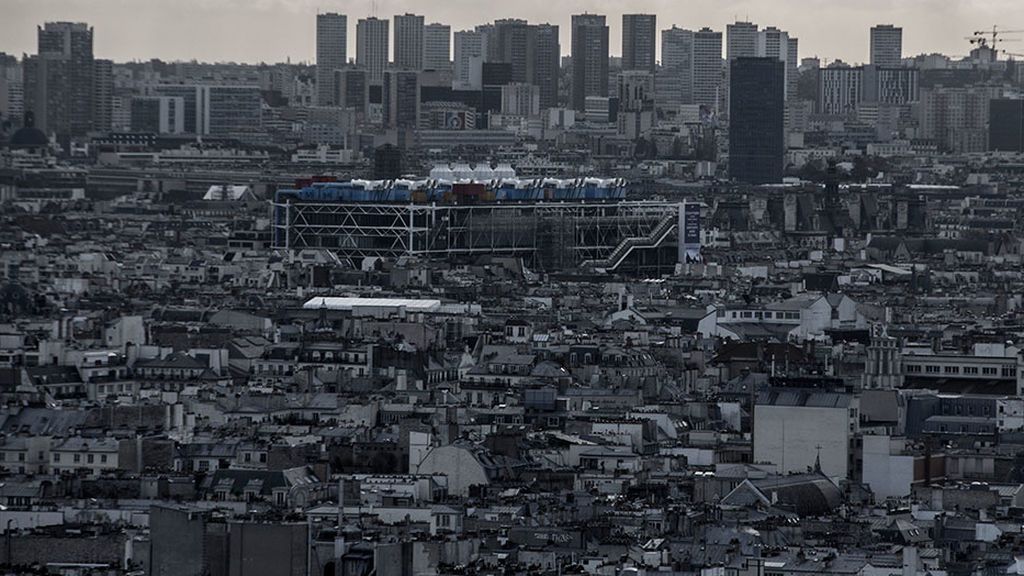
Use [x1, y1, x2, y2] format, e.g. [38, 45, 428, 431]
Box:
[278, 176, 629, 204]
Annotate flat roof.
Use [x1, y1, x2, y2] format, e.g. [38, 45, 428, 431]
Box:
[302, 297, 442, 312]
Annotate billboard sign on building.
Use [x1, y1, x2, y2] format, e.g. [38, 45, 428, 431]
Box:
[678, 202, 702, 263]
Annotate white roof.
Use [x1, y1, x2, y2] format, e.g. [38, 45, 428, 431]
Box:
[865, 263, 912, 276]
[203, 185, 253, 201]
[302, 297, 442, 312]
[430, 164, 454, 179]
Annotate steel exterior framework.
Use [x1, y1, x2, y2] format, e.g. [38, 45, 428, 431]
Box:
[272, 200, 682, 267]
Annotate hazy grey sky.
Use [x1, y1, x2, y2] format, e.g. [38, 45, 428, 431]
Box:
[4, 0, 1023, 65]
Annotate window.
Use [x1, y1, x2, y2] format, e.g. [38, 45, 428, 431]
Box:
[100, 455, 108, 464]
[53, 454, 61, 463]
[74, 454, 81, 463]
[87, 454, 94, 464]
[17, 453, 24, 462]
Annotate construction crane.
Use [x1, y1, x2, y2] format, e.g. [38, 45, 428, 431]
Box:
[968, 25, 1024, 51]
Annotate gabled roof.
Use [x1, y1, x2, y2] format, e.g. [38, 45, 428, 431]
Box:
[25, 365, 82, 386]
[205, 466, 320, 497]
[530, 361, 569, 379]
[0, 408, 92, 436]
[722, 472, 842, 516]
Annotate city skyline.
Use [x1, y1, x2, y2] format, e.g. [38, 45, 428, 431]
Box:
[5, 0, 1024, 574]
[4, 0, 1023, 65]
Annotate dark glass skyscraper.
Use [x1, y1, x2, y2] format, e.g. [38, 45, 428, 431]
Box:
[336, 68, 369, 113]
[622, 14, 657, 73]
[24, 22, 94, 139]
[989, 99, 1024, 153]
[383, 69, 420, 129]
[92, 58, 113, 133]
[571, 14, 609, 111]
[533, 24, 560, 110]
[489, 20, 561, 110]
[492, 19, 531, 82]
[729, 57, 785, 184]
